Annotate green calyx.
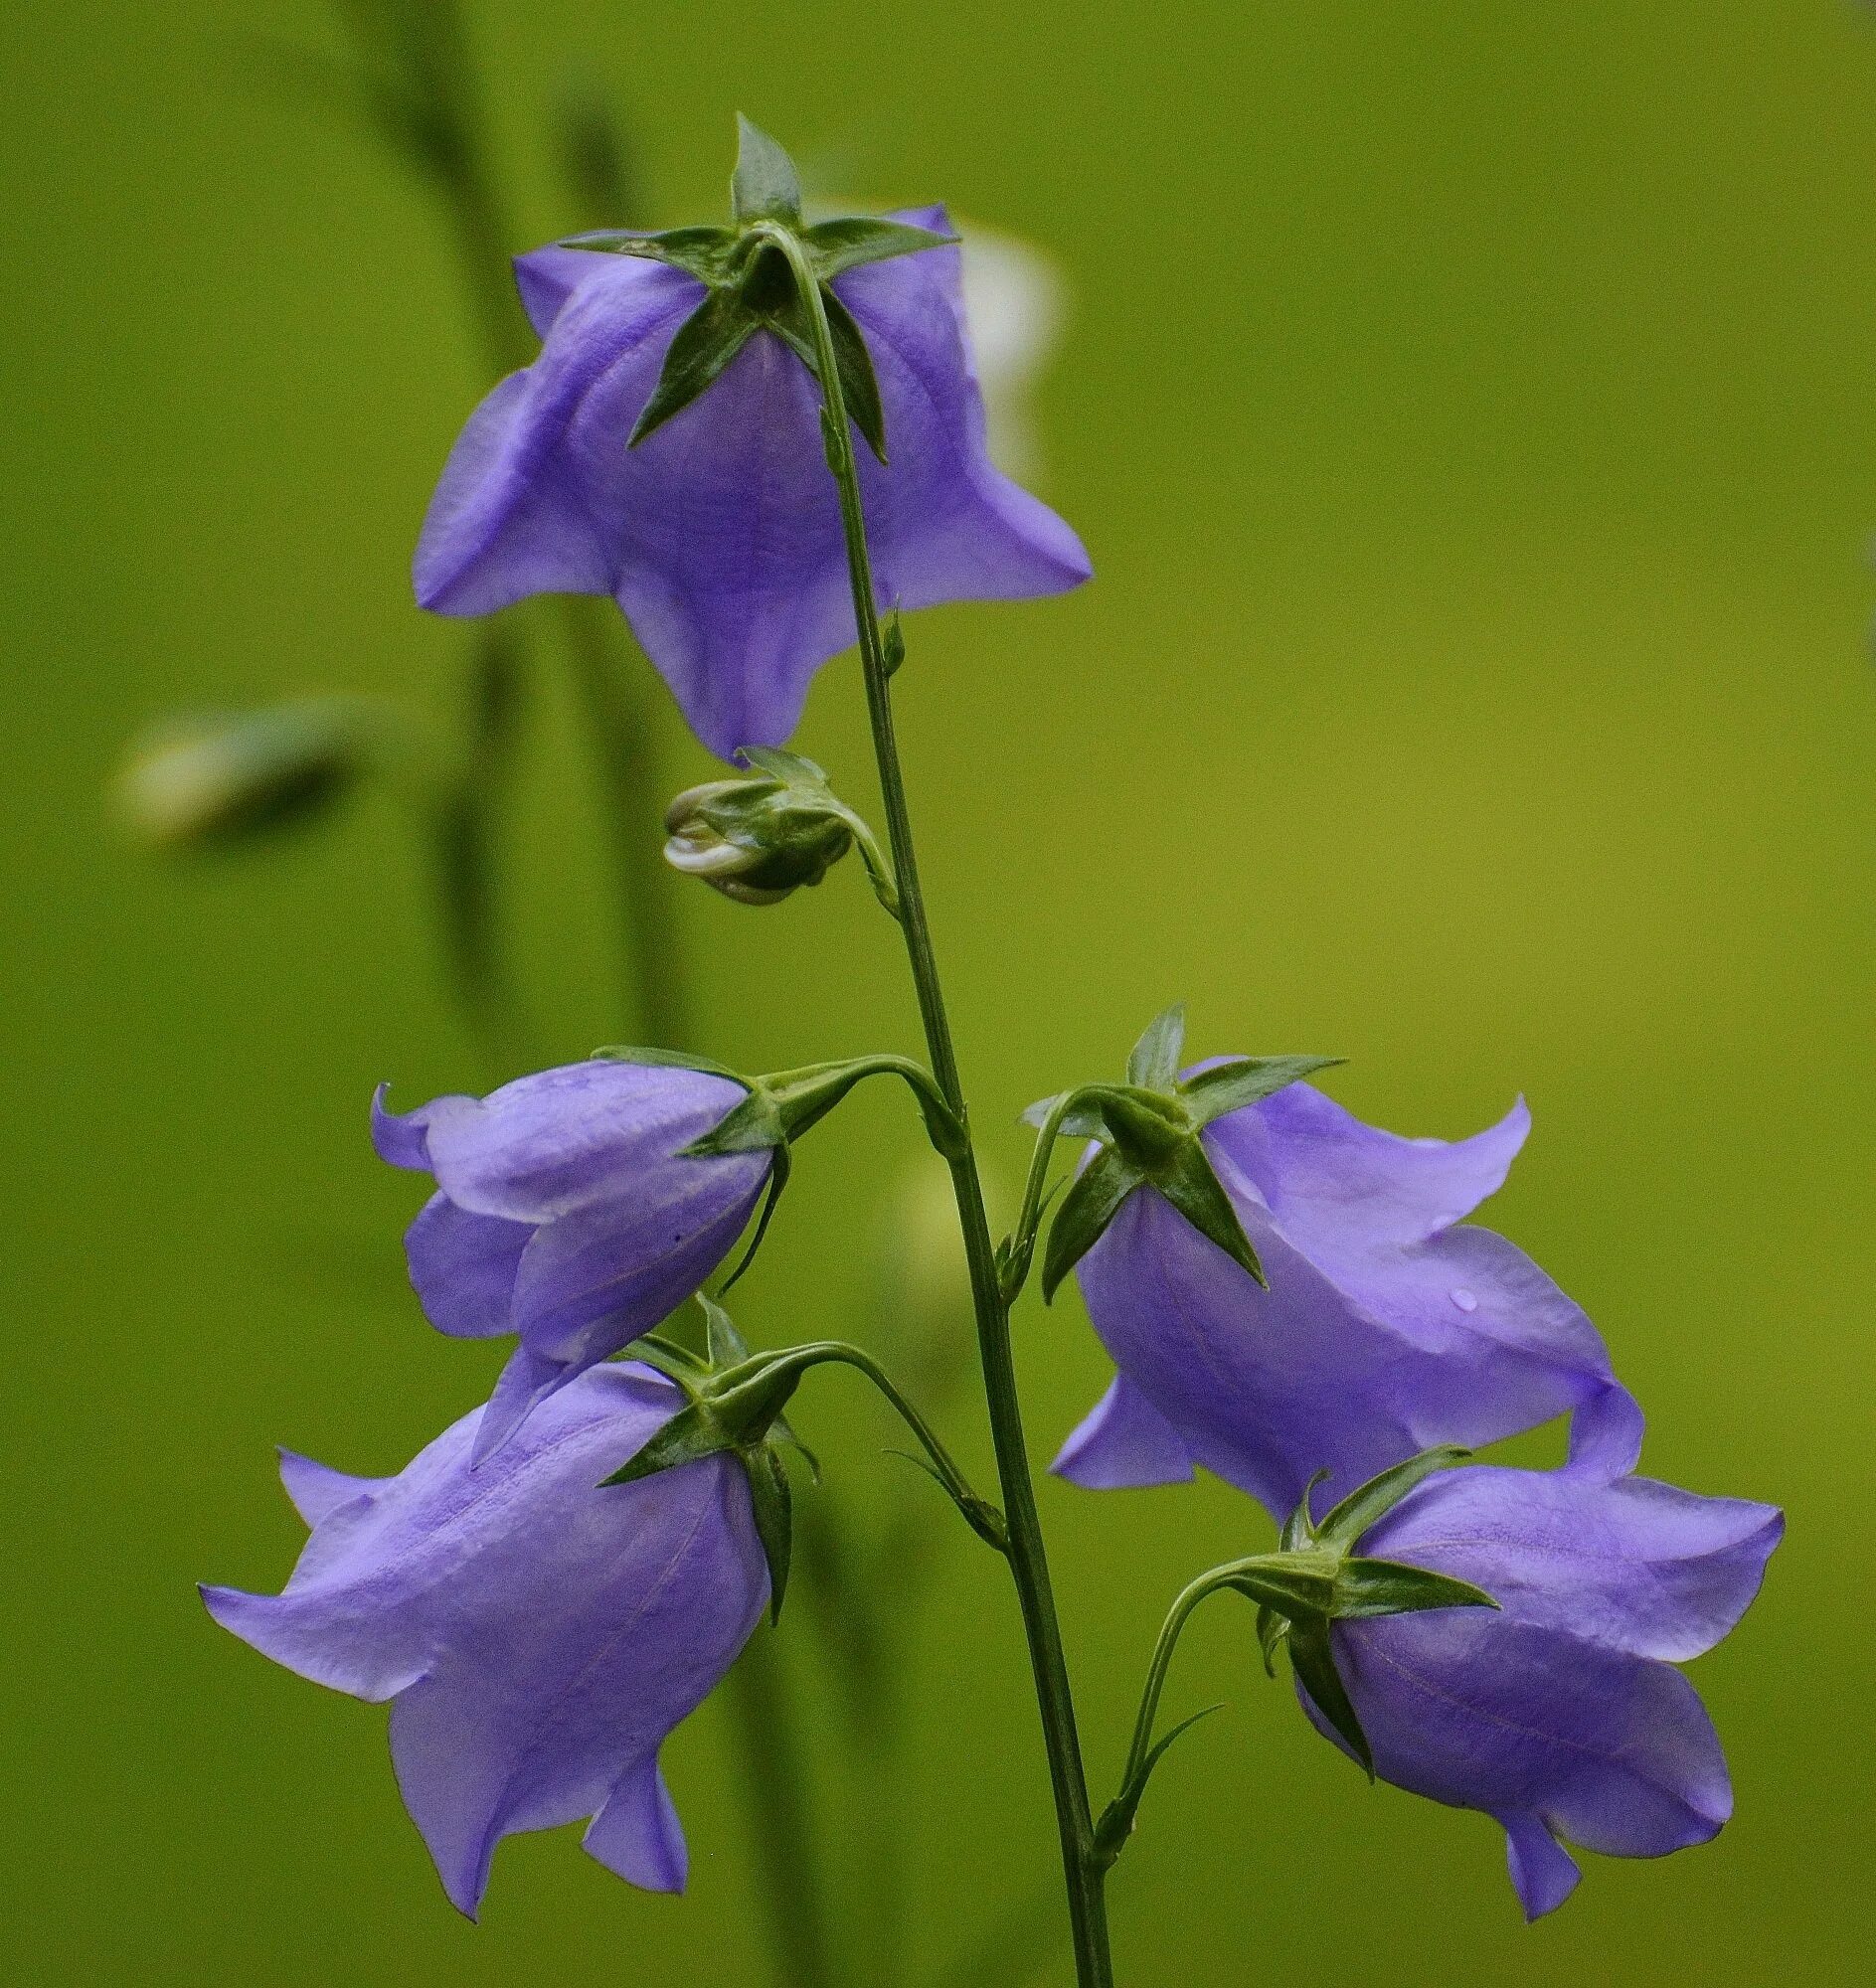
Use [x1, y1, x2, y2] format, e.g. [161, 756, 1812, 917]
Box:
[663, 746, 898, 913]
[1247, 1446, 1496, 1779]
[601, 1300, 1007, 1620]
[567, 116, 955, 459]
[1011, 1004, 1342, 1302]
[1097, 1447, 1493, 1868]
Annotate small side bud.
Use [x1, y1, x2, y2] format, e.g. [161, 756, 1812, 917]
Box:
[663, 774, 853, 905]
[662, 747, 898, 913]
[116, 700, 369, 851]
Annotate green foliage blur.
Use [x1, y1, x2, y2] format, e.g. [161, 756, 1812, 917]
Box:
[3, 2, 1869, 1982]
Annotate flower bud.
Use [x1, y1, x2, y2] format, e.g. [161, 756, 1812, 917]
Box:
[663, 767, 855, 906]
[117, 701, 365, 851]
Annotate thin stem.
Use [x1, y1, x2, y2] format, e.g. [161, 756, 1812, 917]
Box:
[762, 225, 1114, 1987]
[1118, 1574, 1222, 1796]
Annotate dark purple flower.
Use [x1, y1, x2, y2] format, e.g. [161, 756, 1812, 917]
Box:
[1053, 1079, 1639, 1518]
[373, 1060, 769, 1460]
[1310, 1455, 1782, 1917]
[201, 1364, 767, 1917]
[414, 208, 1091, 759]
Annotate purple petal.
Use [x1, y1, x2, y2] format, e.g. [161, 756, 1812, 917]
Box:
[404, 1194, 532, 1338]
[372, 1082, 446, 1171]
[1317, 1611, 1732, 1876]
[1206, 1081, 1529, 1250]
[203, 1365, 767, 1917]
[1051, 1374, 1196, 1489]
[1499, 1810, 1582, 1920]
[276, 1447, 381, 1528]
[583, 1755, 689, 1894]
[417, 211, 1089, 760]
[1073, 1178, 1619, 1521]
[1363, 1465, 1784, 1662]
[409, 1060, 753, 1224]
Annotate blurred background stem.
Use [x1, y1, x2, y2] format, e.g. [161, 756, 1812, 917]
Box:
[300, 5, 838, 1981]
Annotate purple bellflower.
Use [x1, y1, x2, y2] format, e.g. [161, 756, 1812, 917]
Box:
[373, 1059, 769, 1460]
[1307, 1452, 1782, 1917]
[1053, 1078, 1639, 1519]
[201, 1363, 768, 1917]
[413, 206, 1091, 760]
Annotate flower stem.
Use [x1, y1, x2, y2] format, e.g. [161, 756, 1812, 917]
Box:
[763, 225, 1115, 1988]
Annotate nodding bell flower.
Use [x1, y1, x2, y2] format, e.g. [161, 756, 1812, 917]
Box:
[202, 1364, 768, 1918]
[662, 747, 891, 909]
[373, 1059, 770, 1461]
[1053, 1053, 1640, 1522]
[1273, 1448, 1782, 1919]
[412, 118, 1091, 760]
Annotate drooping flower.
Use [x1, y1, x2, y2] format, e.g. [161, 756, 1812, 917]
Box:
[1297, 1453, 1782, 1917]
[202, 1364, 767, 1917]
[1052, 1077, 1640, 1519]
[373, 1059, 770, 1460]
[413, 200, 1091, 760]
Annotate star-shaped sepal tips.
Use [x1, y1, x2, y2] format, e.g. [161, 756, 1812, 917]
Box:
[566, 116, 956, 459]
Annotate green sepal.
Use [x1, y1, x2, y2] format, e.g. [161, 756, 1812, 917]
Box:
[1178, 1054, 1346, 1128]
[629, 287, 759, 444]
[699, 1292, 751, 1368]
[802, 214, 959, 278]
[767, 279, 889, 461]
[743, 1440, 794, 1621]
[1127, 1003, 1187, 1090]
[1092, 1704, 1223, 1867]
[601, 1398, 731, 1487]
[565, 223, 744, 286]
[1281, 1469, 1330, 1551]
[1313, 1443, 1474, 1552]
[1152, 1138, 1266, 1288]
[689, 1056, 964, 1164]
[1330, 1559, 1499, 1621]
[1256, 1603, 1287, 1678]
[731, 114, 804, 226]
[1040, 1144, 1144, 1301]
[1286, 1616, 1374, 1780]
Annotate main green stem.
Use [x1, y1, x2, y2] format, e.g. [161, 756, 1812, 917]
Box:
[766, 227, 1115, 1987]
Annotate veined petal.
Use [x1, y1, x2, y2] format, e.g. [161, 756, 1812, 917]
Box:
[1317, 1611, 1732, 1872]
[1050, 1374, 1196, 1489]
[275, 1447, 382, 1528]
[404, 1193, 532, 1339]
[1206, 1080, 1530, 1250]
[1362, 1466, 1784, 1662]
[409, 1061, 751, 1224]
[1499, 1809, 1583, 1920]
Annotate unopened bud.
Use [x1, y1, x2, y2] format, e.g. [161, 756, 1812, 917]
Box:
[117, 701, 366, 851]
[663, 764, 854, 906]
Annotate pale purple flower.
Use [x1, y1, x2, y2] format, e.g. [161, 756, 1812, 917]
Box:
[1311, 1454, 1781, 1916]
[373, 1060, 769, 1460]
[201, 1364, 767, 1917]
[414, 208, 1091, 759]
[1053, 1078, 1640, 1518]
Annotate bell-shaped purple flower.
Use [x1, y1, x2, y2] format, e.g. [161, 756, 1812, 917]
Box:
[414, 207, 1091, 759]
[1309, 1454, 1782, 1917]
[201, 1364, 768, 1917]
[1053, 1078, 1640, 1519]
[373, 1060, 770, 1460]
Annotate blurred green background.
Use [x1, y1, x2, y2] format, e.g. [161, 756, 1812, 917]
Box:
[3, 1, 1870, 1982]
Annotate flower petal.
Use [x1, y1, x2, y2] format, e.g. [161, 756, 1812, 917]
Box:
[1317, 1611, 1732, 1876]
[1499, 1809, 1582, 1920]
[583, 1753, 690, 1894]
[275, 1446, 381, 1528]
[411, 1061, 752, 1224]
[1362, 1465, 1784, 1662]
[1206, 1081, 1530, 1250]
[404, 1193, 532, 1338]
[1050, 1374, 1196, 1489]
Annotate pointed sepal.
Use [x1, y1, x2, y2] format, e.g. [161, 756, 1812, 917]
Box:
[629, 287, 760, 444]
[1177, 1054, 1346, 1128]
[731, 114, 804, 226]
[1041, 1144, 1145, 1301]
[1287, 1616, 1374, 1780]
[802, 214, 959, 279]
[1126, 1003, 1187, 1090]
[565, 223, 743, 285]
[742, 1439, 794, 1622]
[1313, 1444, 1474, 1552]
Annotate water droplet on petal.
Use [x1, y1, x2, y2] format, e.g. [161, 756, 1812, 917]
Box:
[1450, 1287, 1477, 1313]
